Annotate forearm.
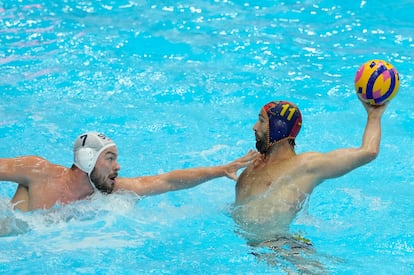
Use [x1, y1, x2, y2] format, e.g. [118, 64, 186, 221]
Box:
[360, 111, 382, 159]
[163, 150, 258, 190]
[116, 151, 257, 196]
[162, 166, 226, 191]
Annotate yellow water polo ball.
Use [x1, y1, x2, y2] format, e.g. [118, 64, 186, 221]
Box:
[354, 59, 400, 105]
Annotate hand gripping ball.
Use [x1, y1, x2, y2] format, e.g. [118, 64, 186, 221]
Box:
[354, 60, 400, 105]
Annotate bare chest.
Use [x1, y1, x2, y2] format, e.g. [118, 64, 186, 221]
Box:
[27, 174, 83, 210]
[235, 160, 304, 204]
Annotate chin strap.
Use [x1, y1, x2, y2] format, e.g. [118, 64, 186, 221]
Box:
[87, 174, 98, 194]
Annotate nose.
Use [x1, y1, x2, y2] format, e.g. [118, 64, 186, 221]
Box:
[114, 161, 121, 172]
[253, 121, 259, 132]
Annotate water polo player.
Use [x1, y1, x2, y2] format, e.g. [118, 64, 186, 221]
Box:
[233, 99, 388, 246]
[1, 132, 257, 211]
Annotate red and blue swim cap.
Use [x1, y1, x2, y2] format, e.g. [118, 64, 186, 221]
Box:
[262, 101, 302, 145]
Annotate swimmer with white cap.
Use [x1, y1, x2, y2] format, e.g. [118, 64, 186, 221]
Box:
[73, 132, 119, 193]
[1, 131, 257, 211]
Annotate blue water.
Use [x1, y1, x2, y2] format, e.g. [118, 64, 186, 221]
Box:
[1, 0, 413, 274]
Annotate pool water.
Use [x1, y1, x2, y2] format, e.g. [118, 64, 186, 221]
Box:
[1, 0, 413, 274]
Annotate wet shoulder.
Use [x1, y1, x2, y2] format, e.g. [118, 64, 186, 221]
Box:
[294, 152, 326, 173]
[18, 156, 67, 174]
[18, 156, 50, 165]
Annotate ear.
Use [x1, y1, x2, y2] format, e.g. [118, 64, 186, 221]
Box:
[75, 147, 95, 173]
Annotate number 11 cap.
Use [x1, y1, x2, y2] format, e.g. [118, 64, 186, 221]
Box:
[262, 101, 302, 145]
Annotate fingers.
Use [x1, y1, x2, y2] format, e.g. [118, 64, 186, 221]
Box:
[243, 150, 259, 161]
[229, 172, 238, 181]
[225, 171, 238, 181]
[225, 150, 259, 180]
[233, 150, 259, 168]
[364, 101, 388, 117]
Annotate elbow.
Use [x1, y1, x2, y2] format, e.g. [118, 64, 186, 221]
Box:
[362, 148, 379, 163]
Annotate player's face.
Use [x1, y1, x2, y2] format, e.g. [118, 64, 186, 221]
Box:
[90, 146, 120, 193]
[253, 110, 269, 154]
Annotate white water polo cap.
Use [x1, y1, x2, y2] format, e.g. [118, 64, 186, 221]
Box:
[73, 132, 116, 174]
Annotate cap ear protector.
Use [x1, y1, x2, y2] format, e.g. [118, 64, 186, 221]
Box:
[73, 132, 116, 175]
[74, 147, 95, 174]
[262, 100, 302, 146]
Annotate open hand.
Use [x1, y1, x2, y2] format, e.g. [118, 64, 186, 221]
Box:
[223, 150, 259, 181]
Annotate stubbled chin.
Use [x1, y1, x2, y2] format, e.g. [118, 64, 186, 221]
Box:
[109, 179, 116, 190]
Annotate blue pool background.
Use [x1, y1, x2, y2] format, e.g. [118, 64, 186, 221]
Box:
[0, 0, 413, 274]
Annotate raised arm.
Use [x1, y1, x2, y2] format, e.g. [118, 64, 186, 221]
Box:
[0, 156, 50, 211]
[0, 156, 49, 186]
[115, 150, 258, 195]
[307, 100, 387, 181]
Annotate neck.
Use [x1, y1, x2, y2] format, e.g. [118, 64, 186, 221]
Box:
[263, 140, 296, 162]
[69, 165, 95, 197]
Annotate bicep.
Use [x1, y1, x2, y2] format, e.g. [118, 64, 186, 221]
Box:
[307, 148, 374, 180]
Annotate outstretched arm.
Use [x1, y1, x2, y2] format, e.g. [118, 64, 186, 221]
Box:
[115, 150, 258, 195]
[0, 156, 49, 186]
[1, 156, 49, 211]
[307, 100, 387, 181]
